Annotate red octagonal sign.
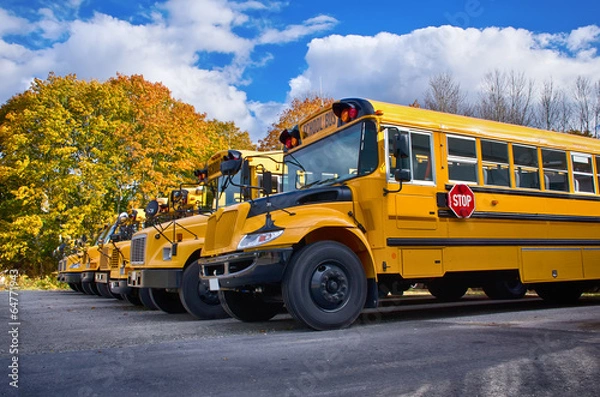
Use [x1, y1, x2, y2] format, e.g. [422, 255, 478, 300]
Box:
[448, 184, 475, 218]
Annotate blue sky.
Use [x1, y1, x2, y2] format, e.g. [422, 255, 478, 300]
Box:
[1, 0, 599, 141]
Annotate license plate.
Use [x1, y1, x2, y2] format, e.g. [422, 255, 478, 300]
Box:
[209, 278, 220, 291]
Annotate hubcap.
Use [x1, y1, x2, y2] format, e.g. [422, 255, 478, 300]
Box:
[310, 263, 349, 311]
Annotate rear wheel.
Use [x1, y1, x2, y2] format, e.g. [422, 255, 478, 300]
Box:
[150, 288, 187, 314]
[138, 288, 157, 310]
[427, 279, 468, 302]
[180, 262, 227, 320]
[282, 241, 367, 331]
[96, 282, 113, 298]
[535, 282, 583, 304]
[483, 279, 527, 300]
[219, 290, 282, 322]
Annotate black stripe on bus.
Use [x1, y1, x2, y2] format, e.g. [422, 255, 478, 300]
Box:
[387, 238, 600, 247]
[437, 210, 600, 223]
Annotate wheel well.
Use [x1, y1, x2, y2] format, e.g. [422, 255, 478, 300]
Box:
[182, 249, 201, 270]
[301, 227, 375, 278]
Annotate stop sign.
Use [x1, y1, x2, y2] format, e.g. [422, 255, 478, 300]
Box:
[448, 184, 475, 218]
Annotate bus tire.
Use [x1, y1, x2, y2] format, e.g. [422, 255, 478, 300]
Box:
[122, 289, 143, 306]
[483, 279, 527, 300]
[149, 288, 187, 314]
[68, 282, 79, 292]
[282, 241, 367, 331]
[139, 288, 157, 310]
[108, 284, 124, 300]
[179, 262, 227, 320]
[427, 280, 467, 302]
[535, 282, 583, 304]
[96, 282, 113, 298]
[81, 281, 100, 296]
[218, 290, 282, 322]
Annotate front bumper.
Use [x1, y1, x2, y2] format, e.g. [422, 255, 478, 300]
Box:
[127, 269, 182, 289]
[81, 272, 95, 283]
[109, 279, 131, 295]
[200, 248, 293, 291]
[62, 273, 81, 284]
[94, 272, 109, 284]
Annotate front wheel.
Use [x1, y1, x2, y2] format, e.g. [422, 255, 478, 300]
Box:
[219, 290, 282, 322]
[81, 281, 100, 296]
[96, 282, 113, 299]
[282, 241, 367, 331]
[149, 288, 187, 314]
[180, 262, 227, 320]
[138, 288, 157, 310]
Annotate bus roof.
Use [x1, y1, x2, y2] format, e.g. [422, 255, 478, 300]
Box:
[297, 98, 600, 154]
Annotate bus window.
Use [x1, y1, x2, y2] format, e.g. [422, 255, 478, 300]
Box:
[447, 135, 478, 183]
[481, 140, 510, 187]
[571, 153, 595, 193]
[411, 132, 434, 182]
[542, 149, 569, 192]
[513, 144, 540, 189]
[596, 156, 600, 194]
[387, 129, 433, 183]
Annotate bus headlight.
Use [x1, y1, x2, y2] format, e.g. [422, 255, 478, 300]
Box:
[237, 230, 284, 250]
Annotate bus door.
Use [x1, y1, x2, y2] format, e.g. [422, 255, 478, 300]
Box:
[385, 127, 443, 278]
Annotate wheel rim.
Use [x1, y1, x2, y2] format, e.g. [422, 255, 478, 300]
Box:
[197, 283, 220, 306]
[310, 262, 349, 311]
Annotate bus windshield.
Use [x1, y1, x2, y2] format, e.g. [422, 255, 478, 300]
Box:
[283, 120, 378, 191]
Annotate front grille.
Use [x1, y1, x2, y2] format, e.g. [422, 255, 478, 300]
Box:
[205, 210, 238, 252]
[99, 247, 109, 270]
[130, 234, 147, 265]
[110, 248, 120, 269]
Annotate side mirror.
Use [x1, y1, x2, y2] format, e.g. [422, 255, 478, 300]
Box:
[394, 169, 411, 182]
[220, 150, 243, 176]
[390, 129, 409, 159]
[145, 200, 159, 218]
[262, 171, 273, 195]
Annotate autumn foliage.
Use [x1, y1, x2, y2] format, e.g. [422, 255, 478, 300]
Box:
[258, 95, 334, 150]
[0, 73, 253, 276]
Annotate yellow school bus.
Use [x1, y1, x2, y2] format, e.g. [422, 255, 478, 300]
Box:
[127, 149, 283, 319]
[199, 97, 600, 330]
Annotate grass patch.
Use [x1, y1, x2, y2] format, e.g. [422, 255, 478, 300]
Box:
[0, 274, 69, 291]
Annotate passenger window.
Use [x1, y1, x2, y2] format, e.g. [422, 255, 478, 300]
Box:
[447, 136, 477, 183]
[481, 140, 510, 187]
[542, 149, 569, 192]
[571, 153, 594, 193]
[513, 145, 540, 189]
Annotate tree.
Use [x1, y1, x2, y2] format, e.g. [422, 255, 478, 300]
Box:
[423, 72, 471, 115]
[0, 73, 251, 276]
[573, 76, 593, 135]
[477, 69, 534, 126]
[258, 94, 334, 150]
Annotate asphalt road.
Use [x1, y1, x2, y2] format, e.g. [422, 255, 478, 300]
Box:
[1, 290, 599, 397]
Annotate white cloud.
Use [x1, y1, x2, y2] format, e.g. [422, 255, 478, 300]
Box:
[257, 15, 338, 45]
[0, 0, 338, 142]
[289, 25, 600, 108]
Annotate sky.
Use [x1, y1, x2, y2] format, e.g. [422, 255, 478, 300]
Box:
[1, 0, 599, 142]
